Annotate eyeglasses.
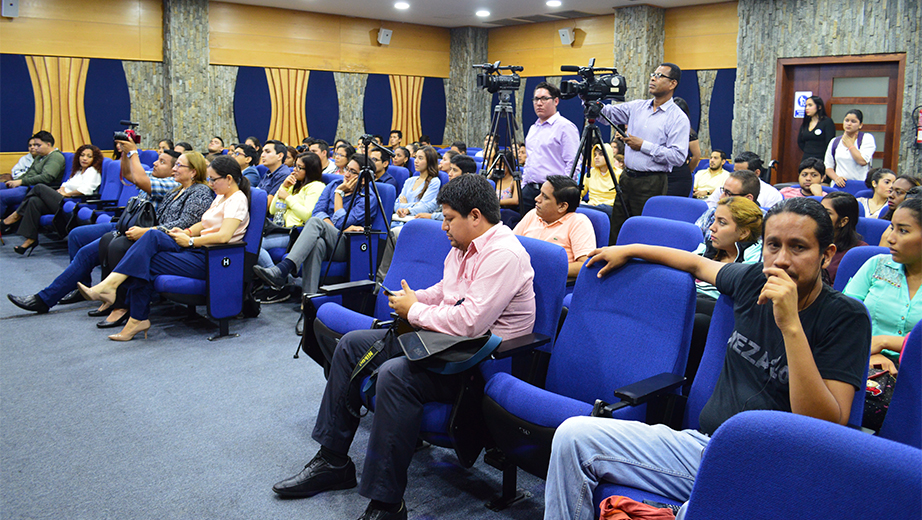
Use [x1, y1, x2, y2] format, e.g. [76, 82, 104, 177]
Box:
[722, 188, 744, 197]
[176, 163, 193, 170]
[345, 168, 361, 176]
[293, 164, 304, 171]
[650, 72, 676, 81]
[206, 176, 224, 184]
[533, 96, 554, 104]
[233, 151, 244, 157]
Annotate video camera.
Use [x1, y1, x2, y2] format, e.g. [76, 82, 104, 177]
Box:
[473, 61, 523, 94]
[113, 120, 141, 144]
[559, 59, 626, 102]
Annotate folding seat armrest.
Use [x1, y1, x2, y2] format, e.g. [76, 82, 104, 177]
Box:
[202, 241, 246, 252]
[590, 373, 686, 419]
[318, 279, 377, 296]
[490, 333, 551, 360]
[85, 198, 118, 206]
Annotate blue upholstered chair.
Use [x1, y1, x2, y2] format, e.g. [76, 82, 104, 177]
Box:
[854, 188, 873, 199]
[576, 206, 610, 249]
[151, 188, 268, 340]
[256, 164, 269, 182]
[616, 215, 704, 251]
[839, 180, 868, 196]
[832, 245, 889, 292]
[90, 184, 139, 225]
[682, 410, 921, 520]
[55, 158, 124, 232]
[856, 216, 890, 247]
[386, 165, 410, 189]
[878, 320, 922, 449]
[641, 195, 709, 224]
[138, 150, 158, 167]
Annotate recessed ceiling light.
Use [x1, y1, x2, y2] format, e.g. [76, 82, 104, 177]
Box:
[476, 10, 490, 17]
[547, 0, 562, 6]
[394, 2, 409, 9]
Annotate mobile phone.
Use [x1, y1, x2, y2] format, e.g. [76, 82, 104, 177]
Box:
[378, 283, 397, 296]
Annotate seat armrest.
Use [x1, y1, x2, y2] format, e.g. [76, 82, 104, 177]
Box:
[84, 198, 118, 205]
[612, 372, 686, 406]
[202, 242, 246, 252]
[490, 333, 551, 360]
[318, 279, 377, 296]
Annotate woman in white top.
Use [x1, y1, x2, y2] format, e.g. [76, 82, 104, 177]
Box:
[4, 144, 103, 254]
[824, 108, 876, 187]
[857, 168, 896, 219]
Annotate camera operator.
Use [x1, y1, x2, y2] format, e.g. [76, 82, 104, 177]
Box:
[521, 82, 579, 216]
[596, 63, 690, 243]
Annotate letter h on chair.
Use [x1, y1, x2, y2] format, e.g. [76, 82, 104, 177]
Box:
[152, 188, 268, 340]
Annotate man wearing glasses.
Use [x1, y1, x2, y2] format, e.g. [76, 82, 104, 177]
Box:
[695, 169, 763, 239]
[521, 82, 580, 216]
[597, 63, 690, 243]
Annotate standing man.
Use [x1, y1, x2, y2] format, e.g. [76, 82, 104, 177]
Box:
[521, 82, 580, 216]
[597, 63, 690, 243]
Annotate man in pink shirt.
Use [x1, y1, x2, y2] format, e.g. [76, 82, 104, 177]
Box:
[272, 174, 535, 520]
[514, 175, 596, 278]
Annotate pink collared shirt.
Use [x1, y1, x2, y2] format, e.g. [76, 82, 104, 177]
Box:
[513, 209, 596, 263]
[407, 224, 535, 340]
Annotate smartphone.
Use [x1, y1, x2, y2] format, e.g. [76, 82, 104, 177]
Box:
[378, 283, 397, 296]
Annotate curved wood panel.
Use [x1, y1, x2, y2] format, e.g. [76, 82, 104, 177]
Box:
[26, 56, 92, 152]
[389, 75, 424, 145]
[266, 68, 310, 146]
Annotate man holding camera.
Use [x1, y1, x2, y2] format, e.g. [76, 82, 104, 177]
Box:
[521, 82, 580, 216]
[597, 63, 690, 243]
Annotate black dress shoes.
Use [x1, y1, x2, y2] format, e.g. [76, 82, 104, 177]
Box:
[272, 452, 357, 498]
[7, 294, 49, 314]
[59, 289, 85, 305]
[96, 311, 129, 329]
[357, 501, 407, 520]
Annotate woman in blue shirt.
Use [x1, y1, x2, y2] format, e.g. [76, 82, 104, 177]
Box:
[392, 146, 440, 226]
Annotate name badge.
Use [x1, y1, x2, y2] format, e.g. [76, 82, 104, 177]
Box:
[815, 128, 822, 135]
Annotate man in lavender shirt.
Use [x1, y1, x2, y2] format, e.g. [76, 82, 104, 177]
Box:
[521, 81, 580, 216]
[597, 63, 690, 243]
[272, 174, 535, 520]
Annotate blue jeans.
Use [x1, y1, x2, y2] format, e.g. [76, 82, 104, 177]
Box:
[0, 185, 29, 218]
[37, 222, 116, 307]
[257, 234, 290, 268]
[544, 416, 709, 520]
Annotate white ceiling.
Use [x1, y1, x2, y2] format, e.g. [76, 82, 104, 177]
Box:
[222, 0, 729, 28]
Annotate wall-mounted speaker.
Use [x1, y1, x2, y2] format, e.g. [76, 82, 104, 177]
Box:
[377, 28, 393, 46]
[2, 0, 19, 18]
[558, 27, 575, 46]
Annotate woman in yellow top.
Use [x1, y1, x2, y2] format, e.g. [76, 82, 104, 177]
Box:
[580, 143, 622, 215]
[258, 152, 326, 268]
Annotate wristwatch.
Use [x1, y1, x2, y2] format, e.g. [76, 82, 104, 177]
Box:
[126, 150, 138, 159]
[335, 189, 344, 197]
[188, 237, 195, 247]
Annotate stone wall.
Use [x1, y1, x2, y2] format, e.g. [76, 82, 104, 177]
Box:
[445, 27, 490, 145]
[333, 72, 367, 143]
[162, 0, 210, 148]
[612, 6, 664, 103]
[736, 0, 922, 174]
[208, 65, 238, 146]
[123, 61, 167, 149]
[695, 70, 718, 154]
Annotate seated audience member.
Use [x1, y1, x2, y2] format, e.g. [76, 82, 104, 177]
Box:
[821, 192, 866, 285]
[696, 169, 762, 239]
[332, 143, 356, 176]
[705, 151, 782, 209]
[1, 131, 66, 220]
[309, 139, 339, 175]
[369, 148, 399, 192]
[205, 136, 225, 161]
[407, 142, 419, 156]
[475, 133, 499, 165]
[418, 134, 431, 147]
[415, 154, 476, 221]
[878, 180, 922, 247]
[824, 109, 875, 187]
[157, 139, 174, 154]
[372, 135, 384, 146]
[392, 146, 411, 170]
[77, 156, 250, 341]
[253, 154, 377, 295]
[245, 136, 261, 151]
[259, 140, 292, 206]
[3, 144, 102, 254]
[174, 142, 193, 153]
[387, 130, 402, 150]
[514, 175, 595, 279]
[232, 143, 262, 186]
[392, 146, 441, 225]
[439, 150, 458, 172]
[1, 137, 37, 182]
[580, 143, 621, 215]
[492, 149, 520, 209]
[545, 197, 870, 520]
[271, 174, 535, 520]
[8, 145, 183, 314]
[95, 151, 215, 328]
[515, 141, 527, 169]
[450, 141, 467, 155]
[285, 146, 298, 168]
[844, 197, 921, 375]
[780, 157, 826, 199]
[857, 168, 896, 219]
[693, 149, 729, 199]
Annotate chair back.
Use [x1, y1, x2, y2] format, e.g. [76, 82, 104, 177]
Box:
[854, 189, 873, 199]
[256, 164, 269, 182]
[517, 235, 568, 342]
[546, 260, 696, 408]
[242, 188, 268, 259]
[641, 195, 709, 224]
[684, 410, 922, 520]
[878, 320, 922, 449]
[321, 173, 343, 185]
[98, 159, 123, 201]
[840, 180, 868, 196]
[575, 206, 610, 249]
[138, 150, 158, 167]
[856, 217, 890, 247]
[375, 219, 451, 319]
[61, 152, 75, 182]
[374, 182, 396, 229]
[684, 295, 734, 430]
[833, 246, 888, 292]
[616, 215, 704, 252]
[386, 165, 410, 189]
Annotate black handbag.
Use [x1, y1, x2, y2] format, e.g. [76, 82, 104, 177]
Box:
[117, 196, 158, 234]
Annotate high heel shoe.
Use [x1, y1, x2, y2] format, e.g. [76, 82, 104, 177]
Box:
[1, 221, 18, 235]
[108, 319, 151, 341]
[14, 240, 38, 256]
[77, 282, 115, 306]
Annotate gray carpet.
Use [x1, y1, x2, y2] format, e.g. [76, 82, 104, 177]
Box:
[0, 237, 546, 519]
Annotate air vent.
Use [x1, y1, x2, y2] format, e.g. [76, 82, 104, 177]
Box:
[483, 10, 596, 26]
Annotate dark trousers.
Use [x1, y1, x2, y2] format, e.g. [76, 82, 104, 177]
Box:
[609, 173, 668, 244]
[520, 182, 540, 216]
[15, 184, 64, 239]
[666, 164, 693, 198]
[37, 223, 116, 307]
[99, 232, 136, 309]
[311, 328, 460, 503]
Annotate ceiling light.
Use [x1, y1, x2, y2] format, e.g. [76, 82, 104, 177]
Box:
[394, 2, 409, 8]
[476, 10, 490, 17]
[547, 0, 562, 6]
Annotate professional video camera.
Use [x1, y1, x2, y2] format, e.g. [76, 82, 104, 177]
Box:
[473, 61, 523, 94]
[558, 58, 626, 102]
[113, 120, 141, 144]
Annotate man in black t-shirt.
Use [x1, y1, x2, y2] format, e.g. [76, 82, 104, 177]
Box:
[543, 198, 870, 520]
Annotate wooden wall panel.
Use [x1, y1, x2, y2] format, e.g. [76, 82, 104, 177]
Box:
[664, 2, 738, 70]
[0, 0, 162, 61]
[209, 2, 450, 77]
[389, 76, 424, 144]
[26, 56, 92, 152]
[265, 68, 310, 146]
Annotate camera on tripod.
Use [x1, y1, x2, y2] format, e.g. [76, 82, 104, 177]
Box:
[559, 58, 627, 102]
[473, 61, 523, 94]
[113, 120, 141, 144]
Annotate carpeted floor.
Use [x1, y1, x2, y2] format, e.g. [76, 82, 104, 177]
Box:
[0, 237, 546, 519]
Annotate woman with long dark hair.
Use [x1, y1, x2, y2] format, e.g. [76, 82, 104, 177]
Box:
[393, 146, 441, 224]
[858, 168, 896, 219]
[797, 95, 835, 162]
[820, 191, 866, 284]
[824, 108, 876, 187]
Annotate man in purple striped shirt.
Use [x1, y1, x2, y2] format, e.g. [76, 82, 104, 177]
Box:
[598, 63, 690, 243]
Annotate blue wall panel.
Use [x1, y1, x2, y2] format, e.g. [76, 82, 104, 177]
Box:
[363, 74, 392, 138]
[710, 69, 736, 157]
[0, 55, 36, 152]
[305, 70, 339, 144]
[234, 66, 272, 145]
[420, 77, 446, 145]
[674, 69, 701, 133]
[84, 58, 131, 149]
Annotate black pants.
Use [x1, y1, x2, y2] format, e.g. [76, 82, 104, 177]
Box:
[98, 231, 136, 309]
[310, 328, 460, 503]
[666, 164, 693, 198]
[609, 173, 668, 244]
[15, 184, 63, 240]
[520, 182, 540, 216]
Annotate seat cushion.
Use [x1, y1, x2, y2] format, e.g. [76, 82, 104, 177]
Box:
[484, 372, 593, 429]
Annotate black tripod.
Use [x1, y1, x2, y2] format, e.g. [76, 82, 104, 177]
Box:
[482, 90, 523, 214]
[568, 100, 631, 219]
